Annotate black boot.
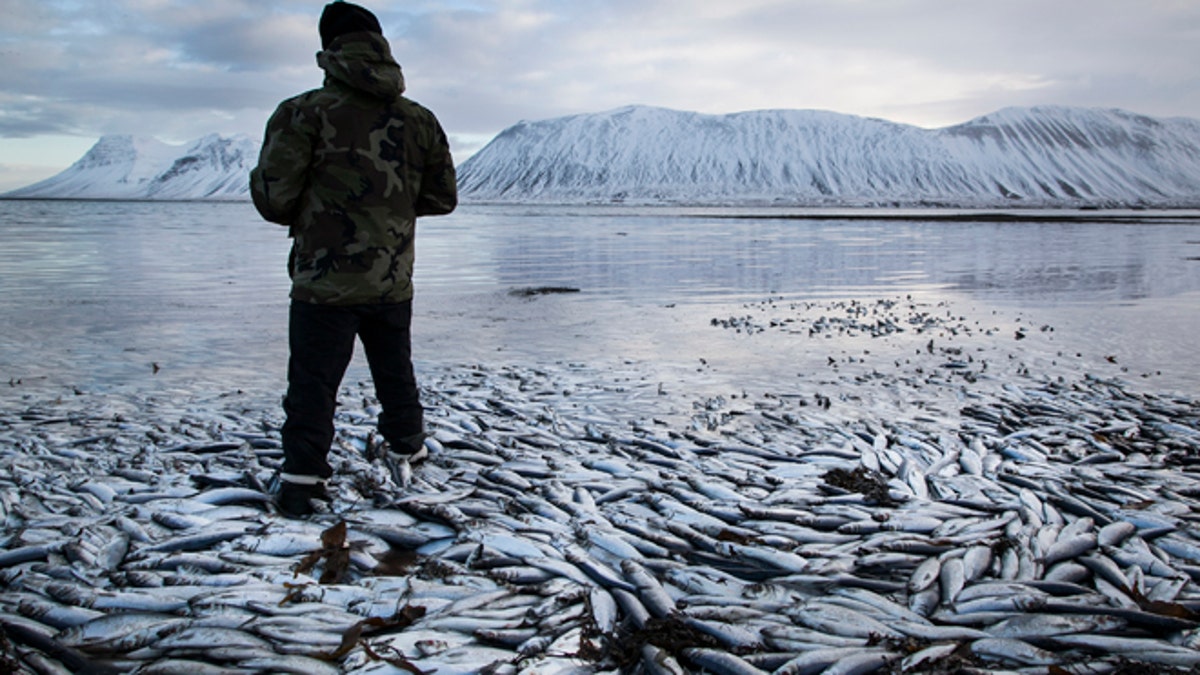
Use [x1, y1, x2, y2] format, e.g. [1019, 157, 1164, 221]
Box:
[276, 480, 332, 518]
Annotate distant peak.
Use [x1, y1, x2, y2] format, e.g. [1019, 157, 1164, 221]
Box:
[5, 132, 257, 201]
[458, 104, 1200, 208]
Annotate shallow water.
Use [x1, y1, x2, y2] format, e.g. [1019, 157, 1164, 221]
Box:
[0, 200, 1197, 405]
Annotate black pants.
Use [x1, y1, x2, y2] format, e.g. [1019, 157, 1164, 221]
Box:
[281, 299, 423, 479]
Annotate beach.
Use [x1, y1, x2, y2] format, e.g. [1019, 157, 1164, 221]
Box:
[2, 202, 1200, 673]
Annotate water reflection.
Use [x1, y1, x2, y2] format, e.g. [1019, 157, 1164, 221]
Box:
[0, 200, 1197, 394]
[418, 210, 1200, 305]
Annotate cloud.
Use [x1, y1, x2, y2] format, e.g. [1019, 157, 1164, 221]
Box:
[0, 0, 1198, 182]
[0, 1, 321, 140]
[388, 0, 1200, 134]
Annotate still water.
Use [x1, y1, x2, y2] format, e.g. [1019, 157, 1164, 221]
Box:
[1, 200, 1197, 400]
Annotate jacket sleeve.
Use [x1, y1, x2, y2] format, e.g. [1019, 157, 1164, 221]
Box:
[249, 101, 314, 226]
[414, 116, 458, 217]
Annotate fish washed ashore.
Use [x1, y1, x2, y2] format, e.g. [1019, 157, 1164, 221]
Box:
[2, 298, 1200, 675]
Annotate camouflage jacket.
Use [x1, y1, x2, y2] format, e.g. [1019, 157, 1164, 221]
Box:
[249, 32, 457, 305]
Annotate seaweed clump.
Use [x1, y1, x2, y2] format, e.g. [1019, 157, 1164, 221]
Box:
[823, 466, 895, 505]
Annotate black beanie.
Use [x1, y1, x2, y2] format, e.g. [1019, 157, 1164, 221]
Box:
[319, 2, 383, 49]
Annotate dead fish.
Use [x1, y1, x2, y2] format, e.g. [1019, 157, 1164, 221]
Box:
[138, 525, 252, 554]
[0, 542, 63, 568]
[970, 637, 1059, 666]
[641, 643, 688, 675]
[621, 559, 677, 619]
[786, 601, 903, 640]
[681, 647, 769, 675]
[985, 613, 1127, 639]
[58, 612, 190, 652]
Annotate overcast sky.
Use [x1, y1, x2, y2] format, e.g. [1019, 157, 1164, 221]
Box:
[1, 0, 1198, 191]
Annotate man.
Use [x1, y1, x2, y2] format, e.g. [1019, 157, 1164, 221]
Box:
[250, 1, 457, 518]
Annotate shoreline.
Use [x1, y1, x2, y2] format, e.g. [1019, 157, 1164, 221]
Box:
[4, 195, 1200, 217]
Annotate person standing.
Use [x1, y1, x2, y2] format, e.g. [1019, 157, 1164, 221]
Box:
[250, 1, 457, 517]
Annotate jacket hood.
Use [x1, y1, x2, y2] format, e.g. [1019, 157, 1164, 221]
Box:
[317, 32, 405, 101]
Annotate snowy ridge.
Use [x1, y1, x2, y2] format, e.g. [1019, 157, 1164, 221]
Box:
[5, 105, 1200, 206]
[4, 134, 258, 201]
[457, 105, 1200, 207]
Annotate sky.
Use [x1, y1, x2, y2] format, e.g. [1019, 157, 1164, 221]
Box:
[1, 0, 1198, 192]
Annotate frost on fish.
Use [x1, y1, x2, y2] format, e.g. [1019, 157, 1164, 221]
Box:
[2, 300, 1200, 674]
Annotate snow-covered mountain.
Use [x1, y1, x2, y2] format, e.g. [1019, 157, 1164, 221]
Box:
[4, 133, 258, 201]
[457, 105, 1200, 207]
[6, 105, 1200, 206]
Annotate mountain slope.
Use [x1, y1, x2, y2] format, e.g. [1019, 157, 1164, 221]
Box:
[5, 105, 1200, 206]
[457, 105, 1200, 207]
[4, 134, 258, 201]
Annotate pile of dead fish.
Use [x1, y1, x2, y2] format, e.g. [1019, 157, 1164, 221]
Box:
[2, 361, 1200, 675]
[710, 297, 994, 340]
